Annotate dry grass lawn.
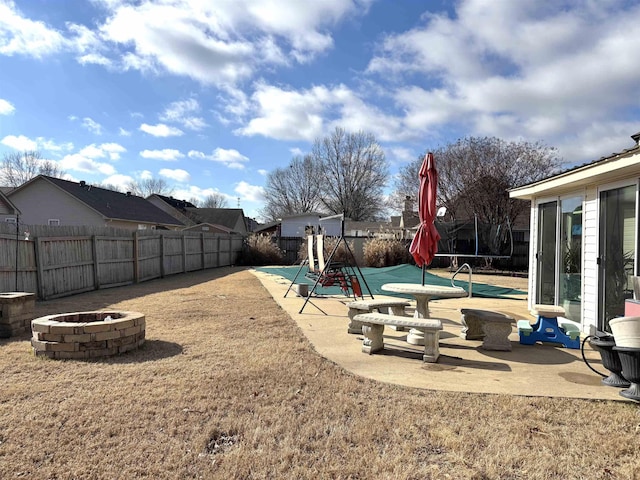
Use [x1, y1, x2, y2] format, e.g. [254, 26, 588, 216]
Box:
[1, 267, 639, 479]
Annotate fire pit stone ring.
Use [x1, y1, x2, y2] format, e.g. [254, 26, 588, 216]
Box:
[31, 311, 145, 359]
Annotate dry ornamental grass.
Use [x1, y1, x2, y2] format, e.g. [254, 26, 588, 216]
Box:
[1, 267, 639, 479]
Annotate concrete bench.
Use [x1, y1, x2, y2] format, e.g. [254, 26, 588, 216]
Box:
[460, 308, 516, 351]
[346, 299, 410, 334]
[352, 312, 443, 362]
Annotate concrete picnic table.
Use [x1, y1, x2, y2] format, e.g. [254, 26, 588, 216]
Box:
[381, 283, 467, 345]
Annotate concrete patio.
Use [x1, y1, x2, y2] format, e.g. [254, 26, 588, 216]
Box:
[252, 269, 629, 402]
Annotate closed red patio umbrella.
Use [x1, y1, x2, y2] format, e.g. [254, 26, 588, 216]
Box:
[409, 152, 441, 284]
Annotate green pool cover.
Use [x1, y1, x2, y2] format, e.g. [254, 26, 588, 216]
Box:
[256, 264, 525, 300]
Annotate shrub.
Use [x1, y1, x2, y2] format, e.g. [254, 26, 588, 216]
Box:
[363, 238, 413, 267]
[236, 234, 285, 266]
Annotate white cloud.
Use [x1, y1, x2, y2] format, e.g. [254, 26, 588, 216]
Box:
[101, 173, 134, 188]
[86, 0, 371, 85]
[173, 185, 233, 204]
[0, 1, 67, 57]
[289, 147, 304, 156]
[211, 148, 249, 168]
[39, 139, 74, 152]
[1, 134, 37, 151]
[365, 0, 640, 164]
[100, 143, 126, 160]
[257, 169, 268, 176]
[386, 146, 417, 164]
[1, 134, 74, 153]
[82, 117, 103, 135]
[159, 168, 190, 183]
[188, 148, 249, 169]
[78, 143, 125, 161]
[139, 123, 184, 137]
[235, 180, 264, 202]
[139, 170, 153, 180]
[59, 153, 117, 175]
[77, 52, 112, 66]
[0, 98, 15, 115]
[140, 149, 184, 161]
[237, 84, 328, 141]
[79, 144, 106, 159]
[160, 99, 207, 131]
[118, 127, 131, 136]
[237, 82, 405, 142]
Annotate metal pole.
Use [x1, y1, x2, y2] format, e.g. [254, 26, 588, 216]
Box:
[15, 215, 19, 291]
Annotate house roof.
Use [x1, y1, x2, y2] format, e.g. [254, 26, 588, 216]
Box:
[510, 133, 640, 200]
[185, 207, 247, 231]
[280, 212, 324, 220]
[149, 194, 197, 211]
[0, 189, 20, 215]
[11, 176, 183, 226]
[254, 220, 280, 233]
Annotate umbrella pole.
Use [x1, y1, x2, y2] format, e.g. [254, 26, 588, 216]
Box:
[422, 264, 425, 286]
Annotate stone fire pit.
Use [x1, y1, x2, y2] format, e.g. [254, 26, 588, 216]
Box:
[31, 311, 145, 359]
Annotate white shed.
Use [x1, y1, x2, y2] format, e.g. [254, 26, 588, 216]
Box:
[280, 213, 322, 237]
[319, 214, 344, 237]
[510, 131, 640, 333]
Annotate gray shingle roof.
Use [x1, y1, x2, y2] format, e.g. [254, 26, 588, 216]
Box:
[185, 208, 246, 231]
[43, 176, 183, 226]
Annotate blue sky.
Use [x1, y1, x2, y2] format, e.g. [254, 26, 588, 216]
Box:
[2, 0, 640, 221]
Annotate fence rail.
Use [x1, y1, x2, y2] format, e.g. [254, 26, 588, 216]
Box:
[0, 225, 244, 300]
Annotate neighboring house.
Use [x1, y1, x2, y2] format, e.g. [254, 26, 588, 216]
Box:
[0, 188, 20, 224]
[245, 217, 260, 232]
[7, 175, 184, 230]
[147, 194, 197, 227]
[185, 208, 248, 235]
[510, 131, 640, 333]
[253, 220, 280, 236]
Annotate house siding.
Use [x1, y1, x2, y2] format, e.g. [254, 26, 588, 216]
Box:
[9, 178, 105, 226]
[582, 187, 598, 330]
[528, 202, 538, 312]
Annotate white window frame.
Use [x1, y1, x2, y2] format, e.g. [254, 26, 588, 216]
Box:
[4, 217, 16, 223]
[48, 219, 60, 226]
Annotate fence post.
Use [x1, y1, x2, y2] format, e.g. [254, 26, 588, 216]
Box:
[216, 235, 220, 267]
[34, 237, 45, 300]
[160, 234, 165, 278]
[200, 233, 205, 270]
[133, 231, 139, 283]
[182, 234, 187, 273]
[92, 235, 100, 290]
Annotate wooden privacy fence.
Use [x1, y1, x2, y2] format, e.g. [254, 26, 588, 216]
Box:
[0, 230, 243, 300]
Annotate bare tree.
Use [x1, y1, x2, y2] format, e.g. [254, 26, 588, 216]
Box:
[201, 192, 229, 208]
[126, 177, 174, 197]
[311, 127, 388, 221]
[0, 151, 65, 186]
[100, 183, 124, 192]
[394, 136, 562, 225]
[260, 154, 324, 221]
[394, 137, 562, 267]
